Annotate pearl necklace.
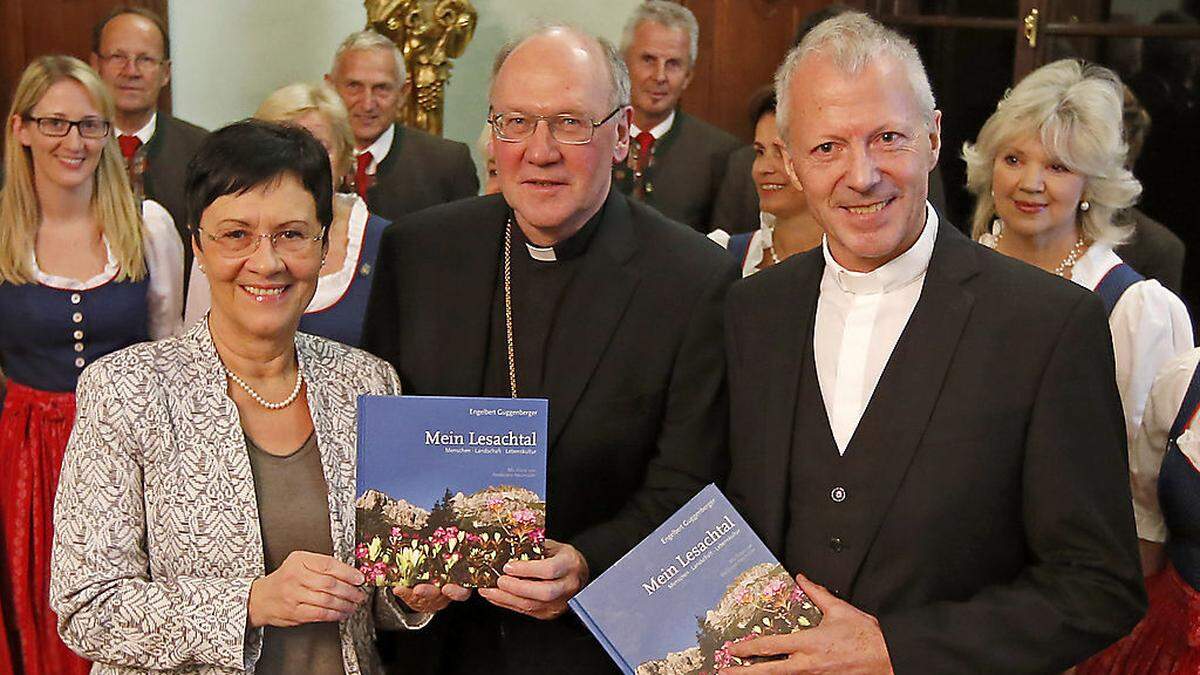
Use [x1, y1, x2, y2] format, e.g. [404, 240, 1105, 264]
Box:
[224, 366, 304, 410]
[986, 225, 1088, 278]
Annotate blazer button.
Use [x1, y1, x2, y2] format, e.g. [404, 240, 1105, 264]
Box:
[831, 486, 847, 503]
[74, 357, 85, 368]
[829, 537, 845, 552]
[70, 293, 81, 304]
[72, 312, 83, 323]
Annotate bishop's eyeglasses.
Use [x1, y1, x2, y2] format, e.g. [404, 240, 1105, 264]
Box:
[489, 108, 622, 145]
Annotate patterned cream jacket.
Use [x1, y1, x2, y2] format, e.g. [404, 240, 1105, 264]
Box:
[51, 320, 427, 674]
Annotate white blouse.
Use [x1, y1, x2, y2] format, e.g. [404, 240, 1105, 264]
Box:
[1129, 347, 1200, 543]
[31, 199, 183, 339]
[183, 194, 369, 328]
[707, 212, 775, 278]
[1069, 243, 1193, 453]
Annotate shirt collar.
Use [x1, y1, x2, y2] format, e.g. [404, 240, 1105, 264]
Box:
[821, 202, 938, 295]
[121, 112, 157, 144]
[514, 201, 605, 264]
[630, 109, 676, 140]
[356, 123, 395, 172]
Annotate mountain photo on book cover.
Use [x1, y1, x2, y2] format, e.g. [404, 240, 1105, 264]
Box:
[355, 396, 548, 588]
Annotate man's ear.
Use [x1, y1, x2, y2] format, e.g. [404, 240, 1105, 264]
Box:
[781, 144, 804, 192]
[89, 52, 100, 70]
[927, 109, 942, 169]
[612, 106, 632, 164]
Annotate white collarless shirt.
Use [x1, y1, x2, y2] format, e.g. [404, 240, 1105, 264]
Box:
[814, 203, 938, 454]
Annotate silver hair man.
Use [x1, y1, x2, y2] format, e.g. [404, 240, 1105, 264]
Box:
[774, 11, 936, 143]
[619, 0, 700, 67]
[332, 29, 408, 86]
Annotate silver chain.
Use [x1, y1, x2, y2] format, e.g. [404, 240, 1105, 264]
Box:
[503, 217, 518, 398]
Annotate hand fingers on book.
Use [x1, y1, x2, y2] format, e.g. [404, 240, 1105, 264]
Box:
[496, 573, 575, 603]
[792, 571, 835, 611]
[300, 570, 369, 606]
[441, 583, 472, 601]
[727, 632, 803, 659]
[295, 601, 356, 624]
[393, 585, 451, 613]
[504, 543, 583, 581]
[300, 553, 368, 587]
[478, 586, 547, 616]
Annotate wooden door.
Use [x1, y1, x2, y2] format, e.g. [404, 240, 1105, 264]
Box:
[0, 0, 169, 127]
[679, 0, 862, 143]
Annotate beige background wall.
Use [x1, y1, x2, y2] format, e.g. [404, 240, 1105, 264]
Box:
[169, 0, 642, 176]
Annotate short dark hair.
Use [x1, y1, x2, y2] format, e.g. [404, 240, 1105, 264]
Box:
[92, 6, 171, 59]
[185, 120, 333, 244]
[748, 86, 777, 127]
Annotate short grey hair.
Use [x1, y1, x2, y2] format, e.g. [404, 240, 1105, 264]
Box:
[774, 12, 936, 143]
[332, 29, 407, 85]
[620, 1, 700, 68]
[963, 59, 1139, 246]
[490, 23, 631, 111]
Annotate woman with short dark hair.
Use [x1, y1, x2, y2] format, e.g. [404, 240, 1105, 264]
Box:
[50, 120, 462, 674]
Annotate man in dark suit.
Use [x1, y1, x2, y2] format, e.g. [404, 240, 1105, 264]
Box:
[613, 1, 742, 232]
[326, 30, 477, 224]
[364, 25, 735, 675]
[91, 6, 207, 280]
[722, 13, 1145, 674]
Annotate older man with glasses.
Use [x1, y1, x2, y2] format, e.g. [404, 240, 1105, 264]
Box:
[91, 6, 208, 286]
[363, 23, 737, 675]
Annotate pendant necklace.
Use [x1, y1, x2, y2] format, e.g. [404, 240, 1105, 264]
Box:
[503, 217, 519, 398]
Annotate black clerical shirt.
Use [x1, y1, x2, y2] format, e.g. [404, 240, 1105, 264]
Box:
[482, 206, 604, 400]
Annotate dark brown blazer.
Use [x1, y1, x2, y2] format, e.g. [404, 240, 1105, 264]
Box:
[614, 110, 743, 233]
[725, 222, 1146, 674]
[142, 113, 207, 278]
[363, 189, 736, 674]
[1116, 207, 1186, 295]
[364, 123, 478, 224]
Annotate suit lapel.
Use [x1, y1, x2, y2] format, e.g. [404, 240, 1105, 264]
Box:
[837, 225, 980, 590]
[542, 192, 640, 445]
[754, 253, 823, 552]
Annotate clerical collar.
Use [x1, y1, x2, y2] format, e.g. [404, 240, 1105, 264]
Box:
[821, 202, 938, 295]
[512, 204, 605, 263]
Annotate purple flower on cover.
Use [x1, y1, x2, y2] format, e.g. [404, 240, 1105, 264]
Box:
[391, 526, 403, 537]
[763, 579, 787, 598]
[511, 509, 538, 527]
[486, 496, 504, 510]
[355, 543, 370, 560]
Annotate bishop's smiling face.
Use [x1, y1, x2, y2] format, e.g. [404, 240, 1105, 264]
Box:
[783, 54, 940, 272]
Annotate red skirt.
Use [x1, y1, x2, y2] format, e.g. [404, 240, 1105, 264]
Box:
[1078, 562, 1200, 674]
[0, 381, 89, 675]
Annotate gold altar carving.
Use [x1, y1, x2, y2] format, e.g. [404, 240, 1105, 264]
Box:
[365, 0, 477, 136]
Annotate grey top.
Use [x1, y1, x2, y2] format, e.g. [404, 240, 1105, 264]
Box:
[246, 431, 344, 675]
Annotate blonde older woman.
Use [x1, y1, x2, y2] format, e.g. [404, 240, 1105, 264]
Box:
[965, 59, 1191, 470]
[184, 83, 389, 347]
[0, 55, 182, 675]
[51, 120, 464, 675]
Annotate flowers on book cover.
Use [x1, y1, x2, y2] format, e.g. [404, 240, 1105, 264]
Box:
[355, 485, 545, 587]
[635, 563, 822, 675]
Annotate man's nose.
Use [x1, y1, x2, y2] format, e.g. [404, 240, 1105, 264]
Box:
[846, 146, 881, 193]
[524, 120, 562, 166]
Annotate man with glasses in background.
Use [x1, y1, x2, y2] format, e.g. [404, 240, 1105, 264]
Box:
[363, 24, 737, 675]
[91, 6, 207, 283]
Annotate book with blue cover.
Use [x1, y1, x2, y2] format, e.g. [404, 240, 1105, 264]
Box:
[355, 395, 548, 588]
[569, 484, 822, 675]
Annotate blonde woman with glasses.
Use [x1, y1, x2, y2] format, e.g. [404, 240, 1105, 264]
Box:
[0, 55, 182, 675]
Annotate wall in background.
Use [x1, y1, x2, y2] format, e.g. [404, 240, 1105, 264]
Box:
[169, 0, 642, 167]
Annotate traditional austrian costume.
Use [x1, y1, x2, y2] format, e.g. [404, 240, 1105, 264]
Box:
[1080, 347, 1200, 673]
[0, 201, 182, 675]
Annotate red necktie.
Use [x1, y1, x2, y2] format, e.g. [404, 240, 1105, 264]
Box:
[355, 151, 374, 199]
[634, 131, 655, 174]
[118, 135, 142, 161]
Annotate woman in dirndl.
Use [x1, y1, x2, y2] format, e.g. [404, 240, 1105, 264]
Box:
[0, 55, 182, 674]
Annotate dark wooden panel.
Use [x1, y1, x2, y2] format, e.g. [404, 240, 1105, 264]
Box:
[1, 0, 170, 126]
[679, 0, 866, 142]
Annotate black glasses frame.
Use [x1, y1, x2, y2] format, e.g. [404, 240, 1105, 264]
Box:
[22, 116, 112, 139]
